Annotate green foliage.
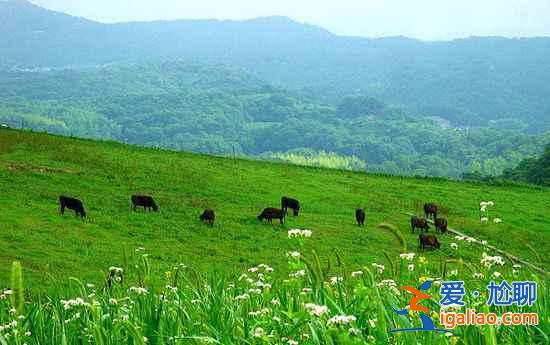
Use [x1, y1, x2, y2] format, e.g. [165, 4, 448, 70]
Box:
[336, 96, 386, 118]
[10, 261, 24, 314]
[503, 145, 550, 186]
[265, 150, 366, 171]
[0, 62, 548, 178]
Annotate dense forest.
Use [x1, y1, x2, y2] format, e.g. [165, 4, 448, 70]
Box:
[502, 145, 550, 186]
[1, 61, 549, 178]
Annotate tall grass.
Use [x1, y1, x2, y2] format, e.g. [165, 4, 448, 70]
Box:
[0, 228, 547, 344]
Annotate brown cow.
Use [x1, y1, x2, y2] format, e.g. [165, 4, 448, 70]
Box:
[411, 216, 430, 232]
[131, 195, 158, 212]
[258, 208, 285, 224]
[435, 217, 448, 234]
[281, 197, 300, 216]
[424, 203, 438, 219]
[419, 233, 441, 250]
[59, 196, 86, 218]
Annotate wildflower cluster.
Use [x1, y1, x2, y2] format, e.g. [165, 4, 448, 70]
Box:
[479, 201, 502, 224]
[287, 229, 313, 238]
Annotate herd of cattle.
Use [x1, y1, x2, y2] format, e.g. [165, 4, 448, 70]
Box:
[58, 195, 447, 250]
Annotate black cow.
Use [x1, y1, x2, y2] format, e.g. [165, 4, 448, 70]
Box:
[435, 217, 448, 234]
[281, 197, 300, 216]
[411, 216, 430, 232]
[200, 209, 215, 227]
[419, 233, 441, 250]
[424, 203, 438, 219]
[258, 208, 285, 224]
[355, 208, 366, 226]
[59, 196, 86, 218]
[131, 195, 158, 212]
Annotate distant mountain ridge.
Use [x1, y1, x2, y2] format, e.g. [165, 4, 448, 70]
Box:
[1, 0, 550, 132]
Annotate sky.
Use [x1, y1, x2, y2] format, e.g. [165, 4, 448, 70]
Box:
[30, 0, 550, 40]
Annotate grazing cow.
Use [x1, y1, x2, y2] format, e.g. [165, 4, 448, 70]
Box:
[411, 216, 430, 232]
[281, 197, 300, 216]
[258, 207, 285, 224]
[131, 195, 158, 212]
[434, 217, 448, 234]
[424, 203, 438, 219]
[419, 233, 441, 250]
[355, 208, 366, 226]
[59, 196, 86, 218]
[200, 209, 215, 227]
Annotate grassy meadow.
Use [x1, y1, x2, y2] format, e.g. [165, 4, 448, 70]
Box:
[0, 128, 549, 344]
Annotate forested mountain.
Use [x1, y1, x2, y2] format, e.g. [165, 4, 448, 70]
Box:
[2, 0, 550, 132]
[1, 61, 549, 178]
[503, 145, 550, 186]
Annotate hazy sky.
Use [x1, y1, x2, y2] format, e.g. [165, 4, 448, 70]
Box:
[30, 0, 550, 40]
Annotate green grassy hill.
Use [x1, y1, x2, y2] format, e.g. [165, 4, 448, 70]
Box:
[1, 128, 549, 290]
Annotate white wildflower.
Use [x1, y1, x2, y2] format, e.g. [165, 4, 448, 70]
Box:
[128, 287, 148, 295]
[371, 263, 385, 274]
[271, 298, 280, 306]
[327, 315, 356, 326]
[289, 270, 306, 278]
[329, 276, 343, 285]
[109, 266, 124, 274]
[351, 271, 363, 277]
[481, 252, 505, 268]
[286, 251, 301, 258]
[349, 327, 361, 335]
[288, 229, 312, 238]
[304, 303, 329, 317]
[60, 298, 90, 310]
[235, 293, 250, 301]
[399, 253, 416, 261]
[254, 327, 265, 338]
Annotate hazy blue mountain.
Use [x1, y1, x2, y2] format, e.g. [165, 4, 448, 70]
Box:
[2, 0, 550, 132]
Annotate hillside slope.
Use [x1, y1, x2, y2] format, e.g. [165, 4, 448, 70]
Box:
[0, 129, 548, 289]
[1, 0, 550, 131]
